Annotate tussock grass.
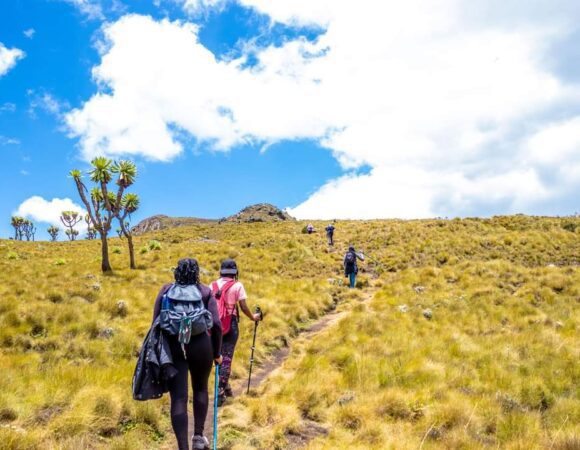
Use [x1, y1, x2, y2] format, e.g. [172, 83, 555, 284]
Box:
[0, 216, 578, 448]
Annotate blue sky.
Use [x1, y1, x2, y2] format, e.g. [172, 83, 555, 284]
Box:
[1, 0, 579, 240]
[0, 0, 342, 239]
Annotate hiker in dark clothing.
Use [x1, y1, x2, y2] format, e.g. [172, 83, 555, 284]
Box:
[306, 223, 315, 234]
[211, 259, 261, 406]
[325, 223, 335, 245]
[344, 245, 365, 288]
[152, 258, 222, 450]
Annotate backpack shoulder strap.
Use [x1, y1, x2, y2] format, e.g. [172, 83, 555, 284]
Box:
[199, 284, 212, 308]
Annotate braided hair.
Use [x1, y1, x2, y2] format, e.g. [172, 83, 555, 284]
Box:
[173, 258, 200, 285]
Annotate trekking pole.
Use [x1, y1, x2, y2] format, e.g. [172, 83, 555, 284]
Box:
[246, 306, 263, 394]
[361, 250, 387, 269]
[213, 363, 219, 450]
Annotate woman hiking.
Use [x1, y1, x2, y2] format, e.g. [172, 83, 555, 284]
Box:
[211, 258, 261, 405]
[152, 258, 222, 450]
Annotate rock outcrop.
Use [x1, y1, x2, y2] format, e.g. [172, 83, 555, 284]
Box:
[132, 204, 293, 235]
[221, 203, 295, 223]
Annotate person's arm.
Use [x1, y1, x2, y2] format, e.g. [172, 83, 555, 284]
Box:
[237, 282, 260, 321]
[239, 299, 260, 321]
[206, 290, 223, 360]
[152, 284, 171, 324]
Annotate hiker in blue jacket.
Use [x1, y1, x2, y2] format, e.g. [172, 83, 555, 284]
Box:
[344, 246, 365, 288]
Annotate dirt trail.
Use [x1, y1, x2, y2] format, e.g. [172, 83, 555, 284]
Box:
[161, 288, 376, 450]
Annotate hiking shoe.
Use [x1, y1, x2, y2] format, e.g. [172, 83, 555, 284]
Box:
[192, 434, 209, 450]
[217, 393, 227, 406]
[224, 385, 234, 398]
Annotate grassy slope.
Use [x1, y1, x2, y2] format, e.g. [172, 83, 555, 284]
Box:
[0, 216, 578, 449]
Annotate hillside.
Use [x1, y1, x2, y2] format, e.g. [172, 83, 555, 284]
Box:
[0, 216, 578, 449]
[132, 204, 293, 235]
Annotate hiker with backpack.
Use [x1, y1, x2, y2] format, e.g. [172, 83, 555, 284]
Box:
[306, 223, 315, 234]
[211, 259, 262, 406]
[325, 223, 335, 245]
[344, 245, 365, 288]
[151, 258, 222, 450]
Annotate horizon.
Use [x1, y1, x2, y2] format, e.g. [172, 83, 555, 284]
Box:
[2, 1, 580, 241]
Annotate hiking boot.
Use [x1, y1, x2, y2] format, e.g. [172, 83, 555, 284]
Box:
[224, 385, 234, 398]
[217, 393, 227, 406]
[192, 434, 209, 450]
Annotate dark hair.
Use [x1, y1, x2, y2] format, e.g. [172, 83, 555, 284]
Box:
[173, 258, 200, 285]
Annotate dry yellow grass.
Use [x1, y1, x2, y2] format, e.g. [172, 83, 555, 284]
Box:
[0, 216, 578, 449]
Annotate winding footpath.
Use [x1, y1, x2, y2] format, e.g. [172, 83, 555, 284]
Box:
[161, 287, 377, 450]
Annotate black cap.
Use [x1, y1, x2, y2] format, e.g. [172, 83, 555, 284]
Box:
[220, 258, 238, 276]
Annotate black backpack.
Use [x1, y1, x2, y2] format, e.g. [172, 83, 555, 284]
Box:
[160, 284, 213, 345]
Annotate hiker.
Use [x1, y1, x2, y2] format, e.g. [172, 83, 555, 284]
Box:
[344, 245, 365, 288]
[151, 258, 222, 450]
[306, 223, 315, 234]
[211, 259, 261, 406]
[325, 223, 335, 245]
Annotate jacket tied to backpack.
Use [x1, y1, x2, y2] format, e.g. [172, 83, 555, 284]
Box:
[160, 284, 214, 346]
[132, 315, 177, 401]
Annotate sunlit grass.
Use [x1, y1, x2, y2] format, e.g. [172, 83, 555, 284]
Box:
[0, 215, 578, 448]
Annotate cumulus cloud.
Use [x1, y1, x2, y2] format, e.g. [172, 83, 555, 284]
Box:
[0, 43, 25, 77]
[15, 197, 86, 228]
[66, 1, 580, 217]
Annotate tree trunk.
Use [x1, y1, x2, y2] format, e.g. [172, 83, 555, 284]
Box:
[100, 232, 112, 272]
[127, 232, 136, 269]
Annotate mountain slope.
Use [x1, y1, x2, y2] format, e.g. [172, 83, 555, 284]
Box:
[0, 215, 578, 449]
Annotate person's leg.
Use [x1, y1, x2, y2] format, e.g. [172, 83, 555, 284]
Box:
[349, 272, 356, 288]
[187, 334, 213, 438]
[167, 340, 190, 450]
[219, 318, 239, 397]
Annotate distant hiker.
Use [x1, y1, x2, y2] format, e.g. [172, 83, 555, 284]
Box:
[325, 223, 335, 245]
[151, 258, 222, 450]
[344, 246, 365, 288]
[211, 259, 262, 406]
[306, 223, 315, 234]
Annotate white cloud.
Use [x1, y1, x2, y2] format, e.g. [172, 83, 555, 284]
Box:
[66, 2, 580, 217]
[28, 91, 68, 118]
[62, 0, 105, 20]
[0, 136, 21, 145]
[182, 0, 226, 14]
[23, 28, 36, 39]
[0, 103, 16, 113]
[0, 43, 25, 77]
[526, 117, 580, 166]
[15, 197, 86, 228]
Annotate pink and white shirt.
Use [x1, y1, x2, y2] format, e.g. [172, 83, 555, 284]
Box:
[214, 277, 247, 316]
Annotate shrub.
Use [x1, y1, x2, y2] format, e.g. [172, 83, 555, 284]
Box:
[54, 258, 66, 266]
[148, 240, 162, 251]
[562, 222, 578, 233]
[112, 247, 122, 254]
[139, 246, 148, 254]
[7, 251, 18, 260]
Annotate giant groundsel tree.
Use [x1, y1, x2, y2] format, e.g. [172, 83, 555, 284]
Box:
[70, 158, 139, 272]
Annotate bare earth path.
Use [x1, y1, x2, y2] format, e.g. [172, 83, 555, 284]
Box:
[162, 288, 376, 450]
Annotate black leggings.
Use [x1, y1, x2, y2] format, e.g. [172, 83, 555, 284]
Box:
[167, 333, 213, 450]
